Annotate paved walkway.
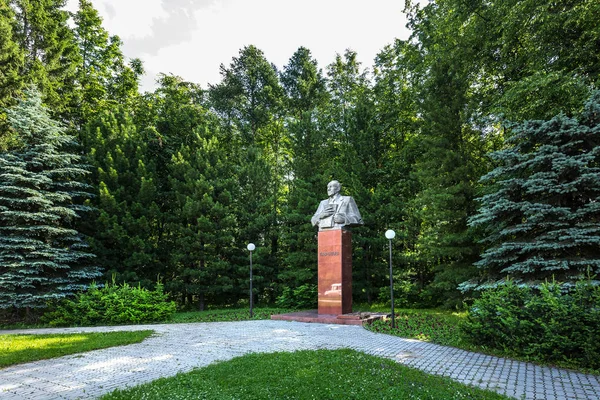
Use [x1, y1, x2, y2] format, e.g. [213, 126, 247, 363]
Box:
[1, 320, 599, 399]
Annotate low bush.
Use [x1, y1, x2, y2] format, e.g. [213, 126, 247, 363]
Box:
[461, 279, 600, 370]
[275, 283, 317, 309]
[42, 281, 176, 326]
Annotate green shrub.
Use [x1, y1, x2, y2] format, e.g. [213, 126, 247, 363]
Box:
[377, 279, 419, 308]
[461, 279, 600, 369]
[276, 284, 317, 309]
[42, 281, 176, 326]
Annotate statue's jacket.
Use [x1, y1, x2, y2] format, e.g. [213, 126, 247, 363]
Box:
[311, 195, 363, 230]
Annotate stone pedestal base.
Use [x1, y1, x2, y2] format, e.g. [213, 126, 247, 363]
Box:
[317, 229, 352, 315]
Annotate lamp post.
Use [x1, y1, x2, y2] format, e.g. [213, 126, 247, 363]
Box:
[385, 230, 396, 329]
[247, 243, 255, 318]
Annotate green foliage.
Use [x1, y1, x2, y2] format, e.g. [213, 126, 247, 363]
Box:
[377, 278, 419, 308]
[10, 0, 81, 119]
[3, 0, 599, 313]
[365, 310, 466, 348]
[275, 283, 317, 309]
[0, 0, 24, 148]
[462, 279, 600, 369]
[0, 330, 153, 367]
[170, 307, 292, 323]
[42, 280, 176, 326]
[402, 0, 600, 305]
[81, 106, 162, 286]
[210, 45, 286, 305]
[406, 0, 599, 123]
[167, 127, 238, 309]
[467, 92, 600, 289]
[278, 47, 328, 296]
[103, 349, 509, 400]
[0, 89, 100, 309]
[72, 0, 142, 125]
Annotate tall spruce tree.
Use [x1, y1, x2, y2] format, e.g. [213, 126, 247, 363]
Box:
[279, 47, 328, 298]
[72, 0, 142, 127]
[0, 89, 99, 309]
[466, 92, 600, 290]
[401, 2, 497, 306]
[209, 45, 285, 303]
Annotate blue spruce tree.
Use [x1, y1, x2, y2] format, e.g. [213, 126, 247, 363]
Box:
[0, 89, 100, 309]
[465, 92, 600, 290]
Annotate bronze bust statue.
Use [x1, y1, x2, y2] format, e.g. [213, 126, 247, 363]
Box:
[311, 180, 363, 231]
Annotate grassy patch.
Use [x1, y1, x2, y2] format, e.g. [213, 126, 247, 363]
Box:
[364, 309, 468, 348]
[170, 307, 292, 323]
[0, 330, 154, 368]
[103, 349, 509, 400]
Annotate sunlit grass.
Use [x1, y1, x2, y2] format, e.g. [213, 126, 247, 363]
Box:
[0, 330, 154, 368]
[103, 349, 510, 400]
[364, 309, 468, 348]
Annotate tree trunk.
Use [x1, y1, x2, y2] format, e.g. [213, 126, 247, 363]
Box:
[199, 292, 205, 311]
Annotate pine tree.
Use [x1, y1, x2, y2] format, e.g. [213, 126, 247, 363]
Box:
[408, 56, 486, 306]
[81, 106, 161, 286]
[0, 0, 25, 150]
[10, 0, 81, 121]
[466, 92, 600, 290]
[72, 0, 142, 126]
[0, 88, 99, 309]
[168, 130, 237, 309]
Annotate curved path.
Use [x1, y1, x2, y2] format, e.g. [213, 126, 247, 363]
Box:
[1, 320, 599, 399]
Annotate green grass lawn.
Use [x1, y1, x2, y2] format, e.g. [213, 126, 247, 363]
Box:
[102, 349, 509, 400]
[170, 307, 292, 323]
[0, 330, 154, 368]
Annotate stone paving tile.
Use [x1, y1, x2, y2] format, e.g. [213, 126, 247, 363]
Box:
[1, 320, 599, 399]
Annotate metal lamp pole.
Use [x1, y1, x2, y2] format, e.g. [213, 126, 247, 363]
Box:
[385, 230, 396, 329]
[247, 243, 255, 318]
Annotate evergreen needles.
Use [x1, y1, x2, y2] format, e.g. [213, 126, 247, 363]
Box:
[466, 93, 600, 290]
[0, 89, 100, 309]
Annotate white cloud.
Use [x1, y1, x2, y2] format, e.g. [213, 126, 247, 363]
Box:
[67, 0, 413, 91]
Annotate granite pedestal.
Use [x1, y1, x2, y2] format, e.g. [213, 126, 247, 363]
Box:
[317, 229, 352, 315]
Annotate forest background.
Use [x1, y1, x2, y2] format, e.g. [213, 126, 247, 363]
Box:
[0, 0, 598, 312]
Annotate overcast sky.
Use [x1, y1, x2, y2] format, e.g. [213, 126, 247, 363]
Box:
[65, 0, 414, 92]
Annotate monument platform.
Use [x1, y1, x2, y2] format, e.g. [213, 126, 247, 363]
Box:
[271, 310, 386, 326]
